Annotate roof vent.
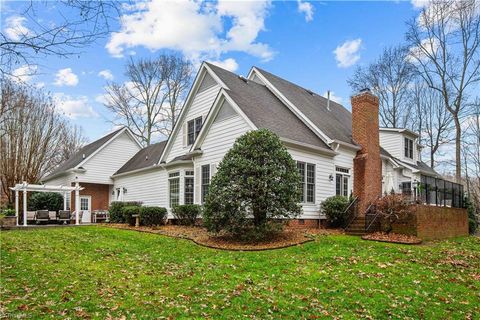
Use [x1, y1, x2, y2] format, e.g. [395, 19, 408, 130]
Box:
[82, 153, 85, 159]
[238, 75, 248, 83]
[326, 90, 331, 111]
[306, 89, 315, 96]
[359, 88, 371, 93]
[145, 155, 149, 161]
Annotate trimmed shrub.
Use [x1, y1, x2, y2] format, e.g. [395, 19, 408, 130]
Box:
[140, 206, 167, 226]
[172, 204, 201, 226]
[122, 206, 141, 226]
[1, 208, 16, 217]
[28, 192, 63, 212]
[321, 196, 350, 227]
[109, 201, 142, 223]
[203, 129, 302, 241]
[466, 198, 478, 235]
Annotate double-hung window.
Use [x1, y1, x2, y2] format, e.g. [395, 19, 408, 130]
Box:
[297, 161, 315, 203]
[184, 170, 194, 205]
[201, 165, 210, 204]
[169, 172, 180, 208]
[187, 116, 203, 145]
[335, 167, 350, 197]
[404, 137, 414, 159]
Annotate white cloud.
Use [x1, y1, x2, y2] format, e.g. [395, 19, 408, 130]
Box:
[98, 69, 114, 81]
[207, 58, 239, 72]
[411, 0, 429, 9]
[54, 93, 98, 119]
[11, 65, 37, 83]
[4, 16, 31, 41]
[106, 0, 273, 63]
[94, 93, 109, 105]
[297, 0, 314, 22]
[54, 68, 79, 86]
[333, 38, 362, 68]
[322, 91, 343, 104]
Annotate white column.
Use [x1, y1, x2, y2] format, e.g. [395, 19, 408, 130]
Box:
[75, 182, 80, 225]
[63, 192, 67, 210]
[23, 189, 27, 227]
[15, 190, 19, 226]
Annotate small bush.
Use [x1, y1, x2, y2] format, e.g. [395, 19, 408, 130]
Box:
[109, 201, 142, 223]
[28, 192, 63, 211]
[375, 194, 414, 233]
[122, 206, 141, 226]
[1, 208, 16, 217]
[466, 198, 478, 235]
[321, 196, 350, 227]
[140, 206, 167, 226]
[172, 205, 201, 226]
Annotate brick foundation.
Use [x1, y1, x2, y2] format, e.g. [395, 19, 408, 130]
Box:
[391, 205, 468, 240]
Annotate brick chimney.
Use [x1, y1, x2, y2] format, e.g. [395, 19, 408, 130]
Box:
[351, 89, 382, 215]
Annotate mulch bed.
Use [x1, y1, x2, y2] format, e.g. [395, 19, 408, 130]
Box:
[104, 224, 341, 251]
[362, 232, 422, 245]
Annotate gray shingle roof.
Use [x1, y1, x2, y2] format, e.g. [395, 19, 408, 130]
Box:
[254, 67, 356, 145]
[43, 127, 125, 181]
[170, 154, 194, 162]
[115, 141, 167, 175]
[393, 158, 439, 176]
[206, 63, 330, 150]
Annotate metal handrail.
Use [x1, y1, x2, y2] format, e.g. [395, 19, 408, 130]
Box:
[365, 198, 380, 232]
[343, 197, 359, 230]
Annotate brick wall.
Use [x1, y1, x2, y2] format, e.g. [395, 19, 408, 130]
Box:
[71, 182, 110, 213]
[351, 91, 382, 214]
[392, 205, 468, 240]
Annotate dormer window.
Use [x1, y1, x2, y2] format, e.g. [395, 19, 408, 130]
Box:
[404, 137, 414, 159]
[187, 116, 202, 145]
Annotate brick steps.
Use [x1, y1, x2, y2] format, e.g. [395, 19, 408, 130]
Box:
[345, 216, 366, 236]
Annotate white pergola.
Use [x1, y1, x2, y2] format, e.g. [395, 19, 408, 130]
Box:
[9, 181, 84, 226]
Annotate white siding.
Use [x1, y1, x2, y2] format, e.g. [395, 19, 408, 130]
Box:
[333, 146, 356, 197]
[113, 168, 167, 207]
[166, 84, 220, 162]
[193, 114, 252, 204]
[380, 131, 402, 158]
[288, 147, 336, 219]
[42, 174, 70, 186]
[76, 132, 140, 185]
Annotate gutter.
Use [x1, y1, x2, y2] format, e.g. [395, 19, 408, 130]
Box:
[281, 138, 338, 156]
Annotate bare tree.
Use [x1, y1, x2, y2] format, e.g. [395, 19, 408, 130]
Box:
[55, 125, 89, 166]
[406, 0, 480, 181]
[348, 45, 416, 128]
[0, 1, 120, 78]
[104, 54, 193, 145]
[0, 79, 72, 205]
[413, 82, 454, 168]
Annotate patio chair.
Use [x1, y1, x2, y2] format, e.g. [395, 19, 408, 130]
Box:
[49, 211, 58, 223]
[58, 210, 70, 224]
[36, 210, 49, 224]
[26, 211, 36, 223]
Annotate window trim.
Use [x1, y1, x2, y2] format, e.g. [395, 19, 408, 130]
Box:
[184, 176, 194, 205]
[168, 171, 180, 208]
[187, 116, 203, 145]
[335, 166, 350, 197]
[297, 161, 315, 204]
[201, 165, 210, 204]
[404, 137, 414, 159]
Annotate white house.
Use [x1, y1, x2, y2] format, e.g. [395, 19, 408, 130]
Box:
[41, 127, 142, 223]
[44, 62, 461, 225]
[104, 62, 444, 225]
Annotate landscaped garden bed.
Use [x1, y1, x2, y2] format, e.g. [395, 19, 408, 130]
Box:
[105, 223, 339, 250]
[362, 232, 423, 244]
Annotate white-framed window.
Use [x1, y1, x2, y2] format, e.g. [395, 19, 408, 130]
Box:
[297, 161, 315, 204]
[335, 167, 350, 197]
[404, 137, 414, 159]
[80, 197, 89, 211]
[169, 172, 180, 207]
[184, 170, 194, 205]
[201, 165, 210, 204]
[187, 116, 203, 145]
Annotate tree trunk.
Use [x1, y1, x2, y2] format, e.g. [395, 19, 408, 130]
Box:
[454, 116, 462, 182]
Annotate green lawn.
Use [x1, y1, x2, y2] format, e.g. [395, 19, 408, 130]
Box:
[1, 227, 479, 319]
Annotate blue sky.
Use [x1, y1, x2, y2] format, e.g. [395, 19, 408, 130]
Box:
[2, 0, 423, 142]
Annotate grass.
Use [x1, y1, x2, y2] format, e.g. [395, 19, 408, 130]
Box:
[1, 227, 479, 319]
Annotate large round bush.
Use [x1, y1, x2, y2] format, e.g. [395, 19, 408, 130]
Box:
[28, 192, 63, 211]
[321, 196, 350, 227]
[203, 129, 302, 240]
